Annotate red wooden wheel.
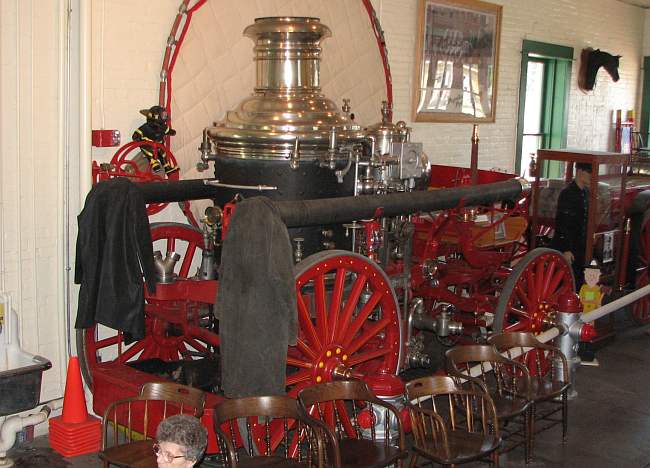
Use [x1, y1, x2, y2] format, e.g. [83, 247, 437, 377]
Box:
[77, 222, 216, 388]
[244, 250, 402, 453]
[494, 248, 574, 375]
[289, 250, 401, 389]
[632, 213, 650, 325]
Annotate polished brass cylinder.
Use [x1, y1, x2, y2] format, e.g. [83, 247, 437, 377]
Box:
[244, 17, 329, 93]
[208, 16, 363, 160]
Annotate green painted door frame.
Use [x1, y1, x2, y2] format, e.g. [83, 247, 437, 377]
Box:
[640, 56, 650, 146]
[516, 40, 573, 177]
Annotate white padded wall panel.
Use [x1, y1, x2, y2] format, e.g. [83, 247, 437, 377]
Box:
[0, 0, 67, 401]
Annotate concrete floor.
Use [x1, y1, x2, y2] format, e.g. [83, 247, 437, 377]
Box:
[7, 321, 650, 467]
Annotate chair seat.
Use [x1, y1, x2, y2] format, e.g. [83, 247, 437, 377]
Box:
[98, 439, 157, 468]
[338, 438, 405, 468]
[492, 394, 529, 420]
[414, 430, 501, 465]
[517, 377, 570, 402]
[237, 456, 311, 467]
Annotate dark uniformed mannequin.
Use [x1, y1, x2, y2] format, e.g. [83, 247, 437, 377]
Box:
[132, 105, 178, 175]
[551, 162, 592, 289]
[552, 162, 599, 364]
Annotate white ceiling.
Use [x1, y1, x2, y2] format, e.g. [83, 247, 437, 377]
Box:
[616, 0, 650, 8]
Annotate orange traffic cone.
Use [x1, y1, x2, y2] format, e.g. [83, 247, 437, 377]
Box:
[61, 357, 88, 423]
[49, 356, 101, 457]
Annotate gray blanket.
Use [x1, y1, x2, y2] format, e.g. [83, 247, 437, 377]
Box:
[216, 197, 297, 397]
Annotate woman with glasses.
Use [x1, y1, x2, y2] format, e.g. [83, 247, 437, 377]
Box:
[154, 414, 208, 467]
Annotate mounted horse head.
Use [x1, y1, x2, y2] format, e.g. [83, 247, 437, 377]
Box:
[579, 48, 622, 91]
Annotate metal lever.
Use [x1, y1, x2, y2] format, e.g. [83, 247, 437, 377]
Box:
[289, 136, 300, 170]
[203, 179, 277, 191]
[197, 128, 212, 172]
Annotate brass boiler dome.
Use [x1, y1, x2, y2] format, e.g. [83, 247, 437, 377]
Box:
[207, 16, 364, 159]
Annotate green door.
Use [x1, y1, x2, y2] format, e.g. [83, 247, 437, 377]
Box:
[640, 56, 650, 147]
[516, 41, 573, 178]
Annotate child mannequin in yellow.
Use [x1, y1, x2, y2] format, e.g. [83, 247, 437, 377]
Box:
[578, 262, 602, 366]
[579, 263, 603, 313]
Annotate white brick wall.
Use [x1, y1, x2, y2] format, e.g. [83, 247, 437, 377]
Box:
[375, 0, 644, 174]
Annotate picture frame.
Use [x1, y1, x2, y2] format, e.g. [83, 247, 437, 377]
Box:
[412, 0, 502, 123]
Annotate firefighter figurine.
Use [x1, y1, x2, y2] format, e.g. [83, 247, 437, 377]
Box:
[132, 105, 178, 175]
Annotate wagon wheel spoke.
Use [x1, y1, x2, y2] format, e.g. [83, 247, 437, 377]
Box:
[346, 317, 391, 355]
[342, 291, 382, 348]
[328, 267, 346, 343]
[540, 259, 557, 298]
[547, 268, 568, 298]
[178, 242, 198, 278]
[515, 284, 533, 311]
[116, 340, 147, 364]
[526, 268, 538, 303]
[295, 338, 317, 361]
[297, 293, 321, 350]
[347, 348, 391, 366]
[166, 238, 176, 253]
[286, 357, 314, 370]
[507, 307, 532, 320]
[335, 273, 368, 342]
[503, 319, 532, 333]
[314, 272, 328, 344]
[184, 338, 208, 354]
[286, 369, 312, 387]
[94, 335, 120, 350]
[335, 400, 357, 439]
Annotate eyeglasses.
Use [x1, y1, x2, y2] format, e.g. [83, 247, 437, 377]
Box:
[153, 442, 187, 463]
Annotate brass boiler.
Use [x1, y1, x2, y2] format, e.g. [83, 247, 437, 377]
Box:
[208, 16, 364, 160]
[205, 17, 367, 256]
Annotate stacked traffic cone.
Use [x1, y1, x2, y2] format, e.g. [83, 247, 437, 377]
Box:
[49, 356, 101, 457]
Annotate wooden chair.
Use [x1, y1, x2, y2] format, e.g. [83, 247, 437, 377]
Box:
[297, 380, 408, 468]
[213, 395, 327, 467]
[446, 345, 533, 463]
[488, 332, 571, 452]
[405, 375, 501, 467]
[99, 382, 205, 468]
[139, 381, 206, 415]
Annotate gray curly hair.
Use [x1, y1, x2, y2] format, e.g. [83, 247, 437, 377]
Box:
[156, 414, 208, 462]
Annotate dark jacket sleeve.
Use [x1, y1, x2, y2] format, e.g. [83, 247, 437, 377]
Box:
[129, 185, 157, 293]
[553, 188, 576, 253]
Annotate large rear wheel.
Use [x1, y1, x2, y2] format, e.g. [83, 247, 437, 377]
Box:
[77, 222, 216, 388]
[244, 250, 402, 454]
[494, 248, 574, 375]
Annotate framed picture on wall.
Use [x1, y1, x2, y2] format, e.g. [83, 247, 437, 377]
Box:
[412, 0, 502, 123]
